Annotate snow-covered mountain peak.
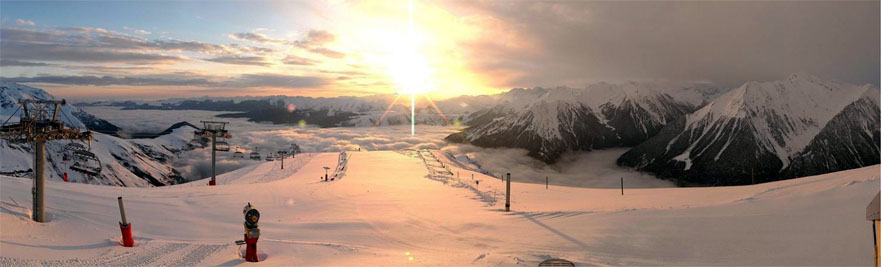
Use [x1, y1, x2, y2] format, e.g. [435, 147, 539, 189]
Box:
[1, 82, 85, 128]
[686, 75, 873, 163]
[452, 81, 721, 163]
[620, 74, 880, 185]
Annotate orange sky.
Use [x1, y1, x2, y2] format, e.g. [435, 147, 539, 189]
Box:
[2, 1, 878, 101]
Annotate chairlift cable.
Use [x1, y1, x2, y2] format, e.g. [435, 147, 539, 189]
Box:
[1, 105, 20, 128]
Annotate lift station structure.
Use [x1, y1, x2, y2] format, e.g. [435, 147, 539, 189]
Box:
[0, 99, 93, 222]
[196, 121, 231, 186]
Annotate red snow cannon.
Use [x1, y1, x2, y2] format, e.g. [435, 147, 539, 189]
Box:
[243, 203, 260, 262]
[118, 197, 134, 247]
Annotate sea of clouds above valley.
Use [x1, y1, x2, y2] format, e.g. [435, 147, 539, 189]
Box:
[81, 107, 457, 180]
[81, 107, 673, 188]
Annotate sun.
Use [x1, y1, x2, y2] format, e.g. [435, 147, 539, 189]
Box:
[387, 0, 434, 96]
[386, 45, 432, 135]
[389, 48, 434, 95]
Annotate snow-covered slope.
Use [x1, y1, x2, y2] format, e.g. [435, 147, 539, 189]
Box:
[618, 74, 881, 185]
[0, 151, 877, 265]
[447, 82, 722, 163]
[0, 82, 192, 186]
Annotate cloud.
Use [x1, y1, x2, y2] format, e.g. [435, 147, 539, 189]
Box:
[123, 27, 151, 35]
[309, 47, 345, 59]
[1, 43, 186, 64]
[0, 26, 349, 91]
[294, 30, 336, 47]
[0, 27, 243, 64]
[0, 59, 54, 66]
[150, 40, 231, 54]
[173, 150, 257, 181]
[1, 73, 329, 89]
[233, 73, 328, 88]
[440, 1, 881, 89]
[204, 56, 272, 66]
[228, 32, 289, 45]
[441, 144, 674, 188]
[228, 30, 342, 59]
[228, 44, 276, 54]
[79, 106, 675, 186]
[15, 19, 35, 26]
[79, 106, 458, 180]
[1, 75, 213, 86]
[282, 55, 319, 65]
[0, 27, 200, 64]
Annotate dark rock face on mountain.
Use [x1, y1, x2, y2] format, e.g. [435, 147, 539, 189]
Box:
[447, 82, 720, 163]
[618, 74, 880, 186]
[782, 93, 881, 179]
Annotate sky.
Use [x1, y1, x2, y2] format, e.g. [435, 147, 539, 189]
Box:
[0, 1, 879, 101]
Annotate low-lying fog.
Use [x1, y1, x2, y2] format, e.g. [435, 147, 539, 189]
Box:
[82, 106, 673, 188]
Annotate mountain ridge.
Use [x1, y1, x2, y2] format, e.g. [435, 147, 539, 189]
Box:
[617, 74, 880, 185]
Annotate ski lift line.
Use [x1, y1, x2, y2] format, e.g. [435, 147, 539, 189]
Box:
[59, 106, 77, 130]
[1, 105, 20, 128]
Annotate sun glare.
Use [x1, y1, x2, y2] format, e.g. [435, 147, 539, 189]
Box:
[389, 48, 435, 95]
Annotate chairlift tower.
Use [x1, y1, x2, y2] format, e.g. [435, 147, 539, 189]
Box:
[0, 99, 93, 222]
[196, 121, 230, 186]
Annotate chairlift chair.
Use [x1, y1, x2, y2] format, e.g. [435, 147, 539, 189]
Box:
[70, 150, 101, 176]
[250, 151, 261, 160]
[214, 140, 231, 152]
[233, 147, 244, 158]
[188, 136, 204, 149]
[62, 142, 86, 161]
[266, 153, 275, 161]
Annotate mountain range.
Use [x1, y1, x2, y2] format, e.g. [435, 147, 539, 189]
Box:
[617, 74, 880, 185]
[1, 82, 192, 186]
[6, 73, 879, 187]
[446, 82, 723, 163]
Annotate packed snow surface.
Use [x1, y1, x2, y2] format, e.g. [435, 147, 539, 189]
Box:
[1, 151, 878, 265]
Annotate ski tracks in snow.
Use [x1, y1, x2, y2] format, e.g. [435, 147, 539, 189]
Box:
[0, 240, 227, 266]
[415, 149, 499, 207]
